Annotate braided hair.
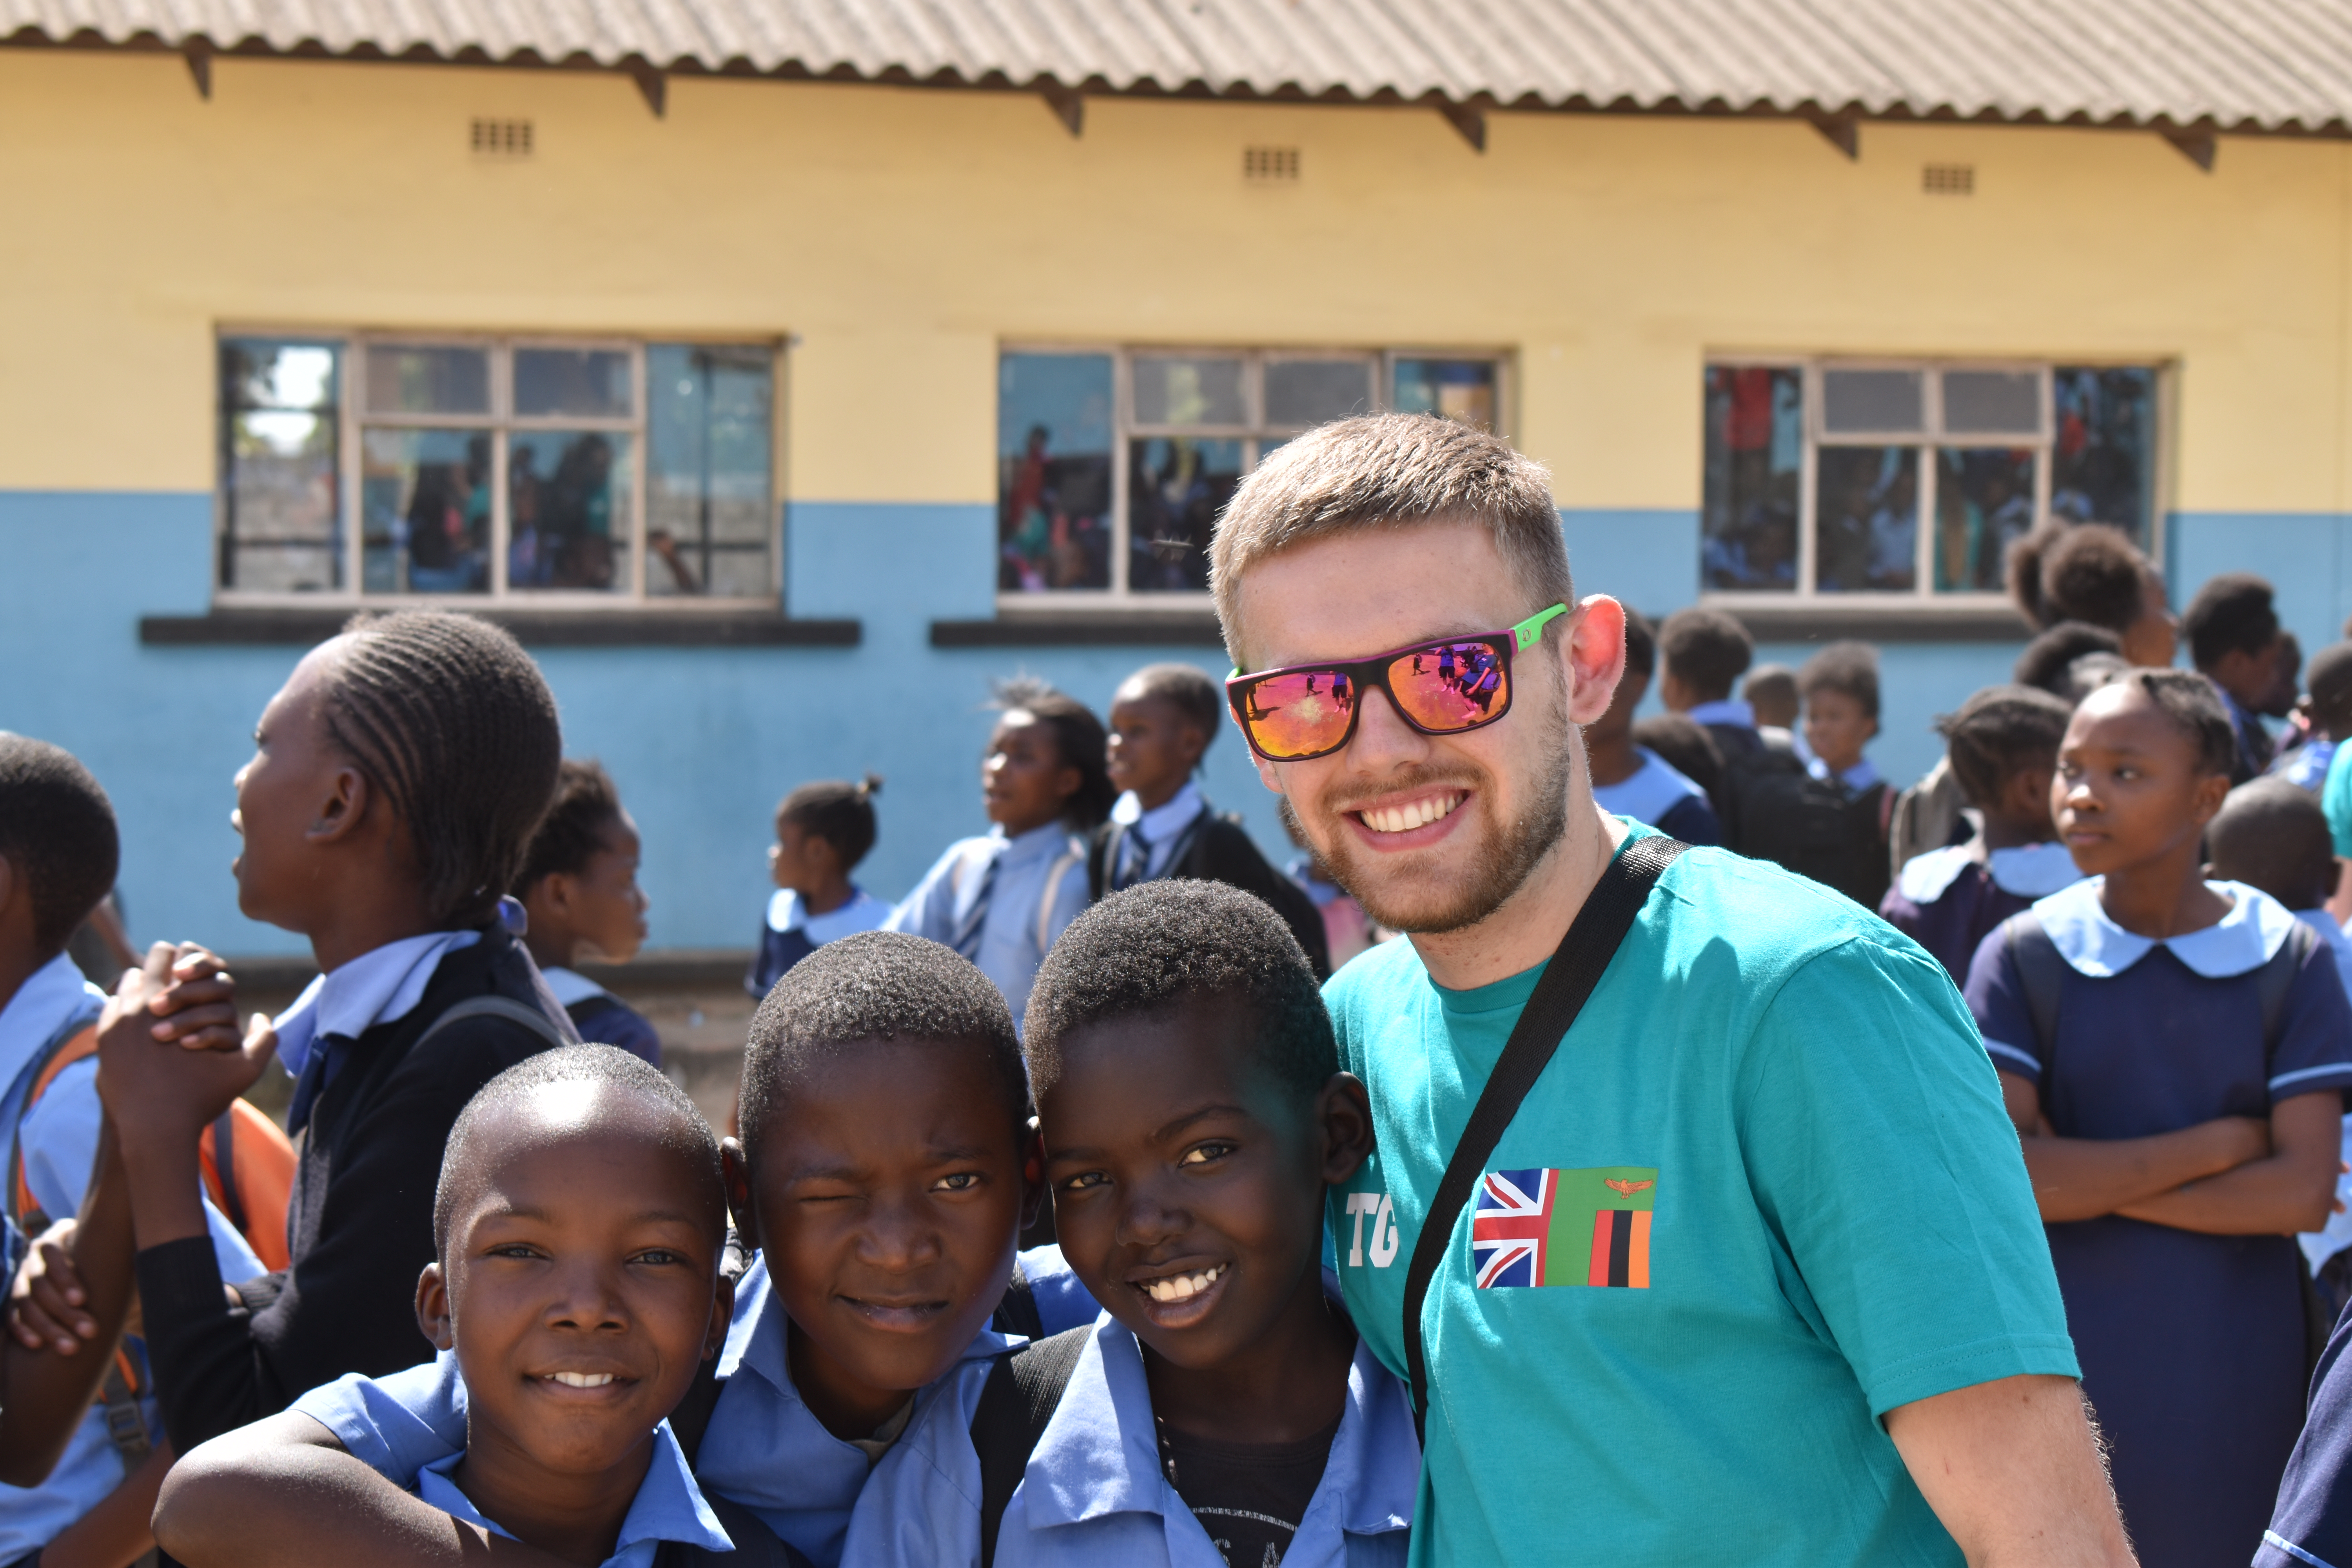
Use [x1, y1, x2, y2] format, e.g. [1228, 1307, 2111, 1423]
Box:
[319, 612, 562, 926]
[991, 675, 1115, 830]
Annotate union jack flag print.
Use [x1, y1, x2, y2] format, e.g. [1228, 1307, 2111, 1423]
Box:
[1471, 1167, 1556, 1288]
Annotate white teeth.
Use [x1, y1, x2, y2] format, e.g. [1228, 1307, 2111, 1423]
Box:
[1143, 1266, 1224, 1304]
[550, 1372, 615, 1388]
[1361, 793, 1463, 835]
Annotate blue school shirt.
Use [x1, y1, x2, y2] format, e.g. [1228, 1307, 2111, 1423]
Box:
[414, 1419, 733, 1568]
[0, 954, 266, 1563]
[1589, 748, 1720, 846]
[1965, 877, 2352, 1568]
[292, 1247, 1100, 1568]
[886, 824, 1089, 1028]
[851, 1293, 1414, 1568]
[1105, 783, 1208, 886]
[749, 889, 893, 998]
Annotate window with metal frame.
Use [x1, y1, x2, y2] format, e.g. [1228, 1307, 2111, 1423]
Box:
[215, 334, 777, 603]
[996, 347, 1506, 602]
[1699, 359, 2159, 601]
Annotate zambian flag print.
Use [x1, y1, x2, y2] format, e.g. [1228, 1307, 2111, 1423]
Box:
[1469, 1166, 1657, 1289]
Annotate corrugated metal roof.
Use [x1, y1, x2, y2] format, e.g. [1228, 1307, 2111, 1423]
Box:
[4, 0, 2348, 136]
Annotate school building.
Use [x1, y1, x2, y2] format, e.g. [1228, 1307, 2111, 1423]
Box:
[3, 0, 2351, 969]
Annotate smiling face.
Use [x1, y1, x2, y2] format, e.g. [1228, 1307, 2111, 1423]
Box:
[742, 1037, 1035, 1434]
[416, 1083, 730, 1488]
[983, 712, 1082, 837]
[1106, 691, 1208, 810]
[1228, 521, 1623, 933]
[2053, 681, 2230, 877]
[1041, 995, 1367, 1371]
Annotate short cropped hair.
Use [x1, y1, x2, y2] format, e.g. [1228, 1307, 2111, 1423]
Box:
[2014, 622, 2124, 696]
[322, 612, 562, 927]
[778, 775, 883, 869]
[1798, 641, 1880, 721]
[2181, 573, 2280, 671]
[2308, 642, 2352, 739]
[433, 1044, 722, 1253]
[2109, 668, 2237, 779]
[1620, 610, 1657, 681]
[1657, 608, 1753, 703]
[1118, 664, 1223, 750]
[1742, 664, 1798, 728]
[737, 932, 1028, 1169]
[1209, 414, 1570, 670]
[992, 676, 1116, 831]
[1938, 686, 2074, 810]
[2007, 523, 2151, 635]
[1630, 715, 1724, 801]
[1024, 880, 1335, 1106]
[2209, 779, 2336, 909]
[0, 736, 118, 958]
[514, 759, 624, 893]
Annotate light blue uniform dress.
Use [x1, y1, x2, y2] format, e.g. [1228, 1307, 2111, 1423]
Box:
[850, 1291, 1418, 1568]
[293, 1248, 1099, 1568]
[885, 822, 1089, 1028]
[414, 1420, 735, 1567]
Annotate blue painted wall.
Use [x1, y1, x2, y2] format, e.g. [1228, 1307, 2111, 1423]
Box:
[2171, 512, 2352, 664]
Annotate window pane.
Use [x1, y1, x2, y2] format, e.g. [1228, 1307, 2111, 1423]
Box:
[361, 428, 491, 593]
[508, 432, 633, 592]
[1935, 448, 2037, 593]
[998, 354, 1112, 592]
[1133, 356, 1247, 427]
[646, 345, 773, 597]
[1815, 446, 1919, 593]
[1941, 370, 2040, 437]
[1265, 359, 1372, 427]
[1393, 359, 1497, 429]
[1821, 368, 1924, 435]
[1700, 366, 1801, 593]
[1129, 437, 1241, 593]
[220, 339, 341, 591]
[515, 348, 633, 419]
[2052, 368, 2157, 547]
[365, 345, 490, 416]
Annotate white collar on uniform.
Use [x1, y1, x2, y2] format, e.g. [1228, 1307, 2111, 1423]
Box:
[272, 929, 481, 1078]
[539, 965, 611, 1009]
[2033, 876, 2297, 979]
[767, 887, 891, 944]
[1897, 841, 2084, 904]
[0, 953, 104, 1085]
[1109, 780, 1206, 842]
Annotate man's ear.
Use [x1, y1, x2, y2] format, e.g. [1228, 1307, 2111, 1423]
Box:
[721, 1138, 758, 1248]
[1564, 595, 1629, 728]
[1316, 1072, 1375, 1188]
[309, 766, 373, 847]
[415, 1261, 453, 1351]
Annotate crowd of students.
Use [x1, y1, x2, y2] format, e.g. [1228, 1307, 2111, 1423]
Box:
[3, 505, 2352, 1564]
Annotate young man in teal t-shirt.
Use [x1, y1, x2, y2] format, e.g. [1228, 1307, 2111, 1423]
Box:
[1206, 414, 2132, 1567]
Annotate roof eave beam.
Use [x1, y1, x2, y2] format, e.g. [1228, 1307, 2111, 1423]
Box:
[1040, 80, 1082, 136]
[1436, 98, 1485, 151]
[2161, 124, 2216, 170]
[1804, 107, 1859, 159]
[627, 60, 665, 117]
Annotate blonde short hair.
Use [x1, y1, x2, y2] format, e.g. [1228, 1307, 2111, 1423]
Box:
[1208, 414, 1572, 668]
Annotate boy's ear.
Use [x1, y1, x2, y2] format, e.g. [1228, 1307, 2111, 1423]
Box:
[1315, 1073, 1375, 1188]
[703, 1269, 735, 1364]
[721, 1138, 757, 1246]
[309, 766, 374, 847]
[415, 1262, 454, 1352]
[1019, 1120, 1047, 1235]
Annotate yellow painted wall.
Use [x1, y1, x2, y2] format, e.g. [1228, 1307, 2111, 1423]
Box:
[0, 48, 2346, 512]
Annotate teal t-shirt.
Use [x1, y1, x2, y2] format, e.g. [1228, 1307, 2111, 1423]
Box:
[2325, 742, 2352, 859]
[1327, 830, 2077, 1568]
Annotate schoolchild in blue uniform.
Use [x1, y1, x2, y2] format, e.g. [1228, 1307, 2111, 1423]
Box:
[1964, 670, 2352, 1568]
[165, 933, 1098, 1568]
[1880, 686, 2081, 983]
[1586, 610, 1721, 846]
[858, 880, 1415, 1568]
[889, 679, 1114, 1027]
[160, 1045, 795, 1566]
[0, 735, 267, 1567]
[517, 759, 662, 1064]
[748, 776, 891, 996]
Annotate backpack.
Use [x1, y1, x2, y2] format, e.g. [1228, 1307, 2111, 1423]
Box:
[1722, 744, 1893, 908]
[968, 1327, 1092, 1568]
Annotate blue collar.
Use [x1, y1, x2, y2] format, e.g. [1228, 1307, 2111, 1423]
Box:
[1896, 841, 2084, 904]
[273, 929, 483, 1078]
[989, 820, 1085, 869]
[1591, 748, 1703, 827]
[1018, 1302, 1416, 1540]
[2032, 877, 2297, 978]
[0, 953, 103, 1087]
[1109, 782, 1207, 843]
[1683, 698, 1755, 730]
[415, 1419, 733, 1564]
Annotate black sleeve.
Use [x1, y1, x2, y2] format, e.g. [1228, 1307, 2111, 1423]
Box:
[1190, 822, 1333, 980]
[138, 1016, 550, 1452]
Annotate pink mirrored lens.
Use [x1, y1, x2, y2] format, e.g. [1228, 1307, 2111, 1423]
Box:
[1238, 668, 1358, 759]
[1388, 642, 1509, 731]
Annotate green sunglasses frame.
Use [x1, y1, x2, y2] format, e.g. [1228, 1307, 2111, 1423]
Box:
[1225, 603, 1571, 762]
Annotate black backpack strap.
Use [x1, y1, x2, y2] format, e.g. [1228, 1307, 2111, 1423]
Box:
[991, 1258, 1043, 1341]
[414, 994, 571, 1053]
[2259, 918, 2319, 1064]
[1398, 835, 1688, 1443]
[2002, 912, 2066, 1073]
[971, 1325, 1090, 1568]
[655, 1490, 815, 1568]
[1085, 824, 1121, 902]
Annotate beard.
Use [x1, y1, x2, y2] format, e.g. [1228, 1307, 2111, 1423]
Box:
[1303, 688, 1575, 936]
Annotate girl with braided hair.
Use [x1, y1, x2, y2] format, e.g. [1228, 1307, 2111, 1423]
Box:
[24, 611, 579, 1464]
